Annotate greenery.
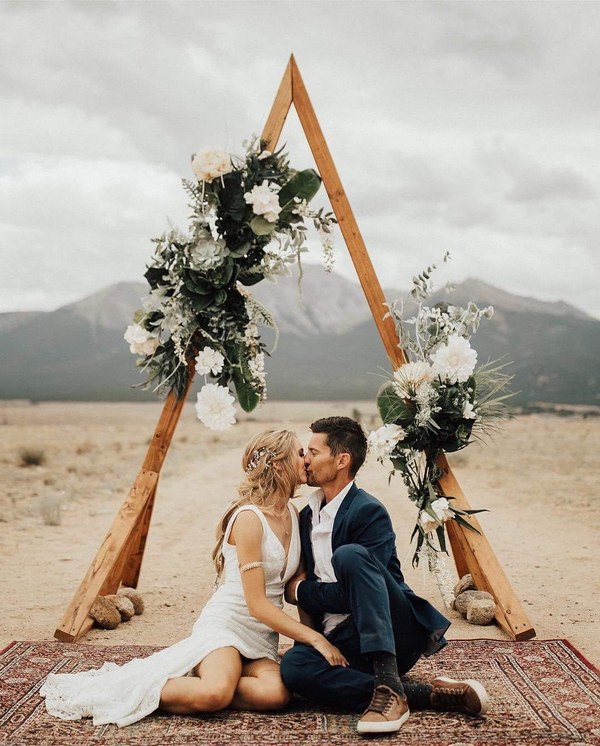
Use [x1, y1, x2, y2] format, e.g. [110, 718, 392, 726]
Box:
[368, 255, 513, 566]
[125, 139, 335, 425]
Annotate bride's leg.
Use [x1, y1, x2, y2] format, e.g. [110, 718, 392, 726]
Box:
[159, 647, 242, 714]
[231, 658, 292, 711]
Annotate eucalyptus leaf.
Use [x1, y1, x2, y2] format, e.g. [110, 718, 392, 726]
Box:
[250, 215, 277, 236]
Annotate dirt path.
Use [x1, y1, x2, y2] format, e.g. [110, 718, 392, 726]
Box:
[1, 402, 598, 666]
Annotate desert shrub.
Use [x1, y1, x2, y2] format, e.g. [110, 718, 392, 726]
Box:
[39, 496, 61, 526]
[18, 447, 46, 467]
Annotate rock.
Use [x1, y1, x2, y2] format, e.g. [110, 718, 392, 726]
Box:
[453, 573, 475, 597]
[106, 594, 135, 621]
[90, 596, 121, 630]
[454, 589, 494, 615]
[466, 598, 496, 625]
[119, 587, 144, 615]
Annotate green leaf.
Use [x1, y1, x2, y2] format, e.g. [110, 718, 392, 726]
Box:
[436, 525, 448, 554]
[278, 169, 322, 209]
[232, 368, 261, 412]
[249, 215, 277, 236]
[452, 513, 482, 535]
[376, 380, 413, 425]
[228, 241, 252, 259]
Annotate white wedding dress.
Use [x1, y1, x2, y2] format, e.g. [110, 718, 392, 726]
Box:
[41, 503, 300, 727]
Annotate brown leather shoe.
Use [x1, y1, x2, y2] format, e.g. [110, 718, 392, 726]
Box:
[356, 684, 409, 734]
[431, 676, 490, 716]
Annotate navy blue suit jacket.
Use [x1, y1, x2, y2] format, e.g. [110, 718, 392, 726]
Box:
[296, 482, 449, 653]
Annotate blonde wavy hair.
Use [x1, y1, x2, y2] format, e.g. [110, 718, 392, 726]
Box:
[212, 428, 300, 576]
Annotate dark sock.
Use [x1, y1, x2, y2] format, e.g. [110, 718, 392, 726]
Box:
[370, 651, 404, 696]
[403, 682, 433, 710]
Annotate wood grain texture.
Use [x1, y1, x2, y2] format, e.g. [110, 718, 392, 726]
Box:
[54, 469, 159, 642]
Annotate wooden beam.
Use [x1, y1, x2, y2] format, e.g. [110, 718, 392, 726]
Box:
[54, 469, 159, 642]
[289, 58, 407, 368]
[55, 360, 196, 642]
[121, 480, 158, 589]
[438, 453, 535, 640]
[261, 55, 293, 152]
[283, 57, 534, 640]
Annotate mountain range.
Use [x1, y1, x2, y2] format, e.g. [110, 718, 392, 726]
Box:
[1, 265, 599, 405]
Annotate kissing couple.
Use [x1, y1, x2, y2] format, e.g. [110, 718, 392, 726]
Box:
[42, 416, 489, 735]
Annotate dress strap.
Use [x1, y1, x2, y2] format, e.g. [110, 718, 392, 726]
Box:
[223, 504, 268, 545]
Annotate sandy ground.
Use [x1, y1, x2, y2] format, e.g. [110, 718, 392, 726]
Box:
[1, 400, 598, 668]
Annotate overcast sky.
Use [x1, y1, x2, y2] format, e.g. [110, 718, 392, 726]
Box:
[1, 0, 599, 317]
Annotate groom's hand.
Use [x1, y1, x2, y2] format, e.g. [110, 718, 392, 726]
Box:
[285, 571, 306, 605]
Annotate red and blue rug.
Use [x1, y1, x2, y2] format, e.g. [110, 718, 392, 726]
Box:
[1, 639, 599, 745]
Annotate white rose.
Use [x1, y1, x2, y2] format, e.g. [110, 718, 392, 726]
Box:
[195, 347, 225, 376]
[244, 180, 282, 223]
[124, 323, 160, 356]
[367, 423, 406, 462]
[419, 498, 453, 534]
[419, 511, 438, 534]
[430, 334, 477, 384]
[191, 148, 232, 183]
[195, 384, 236, 431]
[430, 497, 453, 523]
[463, 400, 477, 420]
[392, 361, 434, 399]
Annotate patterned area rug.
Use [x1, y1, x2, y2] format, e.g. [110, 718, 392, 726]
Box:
[1, 639, 599, 745]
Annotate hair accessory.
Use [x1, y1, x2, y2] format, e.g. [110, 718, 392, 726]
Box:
[245, 447, 277, 473]
[239, 561, 264, 573]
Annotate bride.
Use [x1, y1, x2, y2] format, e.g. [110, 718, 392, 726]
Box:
[41, 428, 347, 727]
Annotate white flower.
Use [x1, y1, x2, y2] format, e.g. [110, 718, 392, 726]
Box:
[367, 424, 406, 462]
[430, 334, 477, 384]
[191, 148, 232, 182]
[392, 361, 435, 399]
[419, 497, 453, 533]
[124, 324, 160, 356]
[261, 239, 297, 277]
[244, 180, 282, 223]
[190, 233, 229, 271]
[195, 347, 225, 376]
[195, 384, 236, 431]
[463, 400, 477, 420]
[419, 511, 438, 534]
[430, 497, 453, 522]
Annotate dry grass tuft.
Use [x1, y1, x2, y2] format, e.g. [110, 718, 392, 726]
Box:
[39, 495, 61, 526]
[18, 447, 46, 467]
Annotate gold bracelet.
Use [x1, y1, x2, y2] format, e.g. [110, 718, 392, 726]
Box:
[239, 561, 264, 573]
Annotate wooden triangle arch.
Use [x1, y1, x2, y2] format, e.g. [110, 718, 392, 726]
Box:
[54, 55, 535, 643]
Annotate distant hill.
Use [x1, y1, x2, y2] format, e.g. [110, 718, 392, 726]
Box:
[0, 267, 598, 405]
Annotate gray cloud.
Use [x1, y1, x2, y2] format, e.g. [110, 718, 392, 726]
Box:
[0, 0, 599, 318]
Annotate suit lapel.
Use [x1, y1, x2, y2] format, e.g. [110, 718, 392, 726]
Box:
[331, 482, 358, 549]
[299, 505, 316, 578]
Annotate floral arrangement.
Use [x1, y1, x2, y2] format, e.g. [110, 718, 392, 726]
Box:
[124, 139, 335, 430]
[367, 254, 512, 568]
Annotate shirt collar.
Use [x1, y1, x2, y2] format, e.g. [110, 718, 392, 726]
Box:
[307, 481, 353, 519]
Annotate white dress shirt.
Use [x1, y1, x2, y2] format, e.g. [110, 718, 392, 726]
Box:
[305, 481, 353, 636]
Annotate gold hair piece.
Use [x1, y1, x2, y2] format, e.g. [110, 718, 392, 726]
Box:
[239, 561, 264, 573]
[245, 447, 277, 473]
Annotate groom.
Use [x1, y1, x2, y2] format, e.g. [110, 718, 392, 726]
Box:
[281, 416, 489, 734]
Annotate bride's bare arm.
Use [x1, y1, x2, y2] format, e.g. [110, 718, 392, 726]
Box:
[229, 511, 347, 667]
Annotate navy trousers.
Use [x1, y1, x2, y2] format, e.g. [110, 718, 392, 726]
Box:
[280, 544, 432, 712]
